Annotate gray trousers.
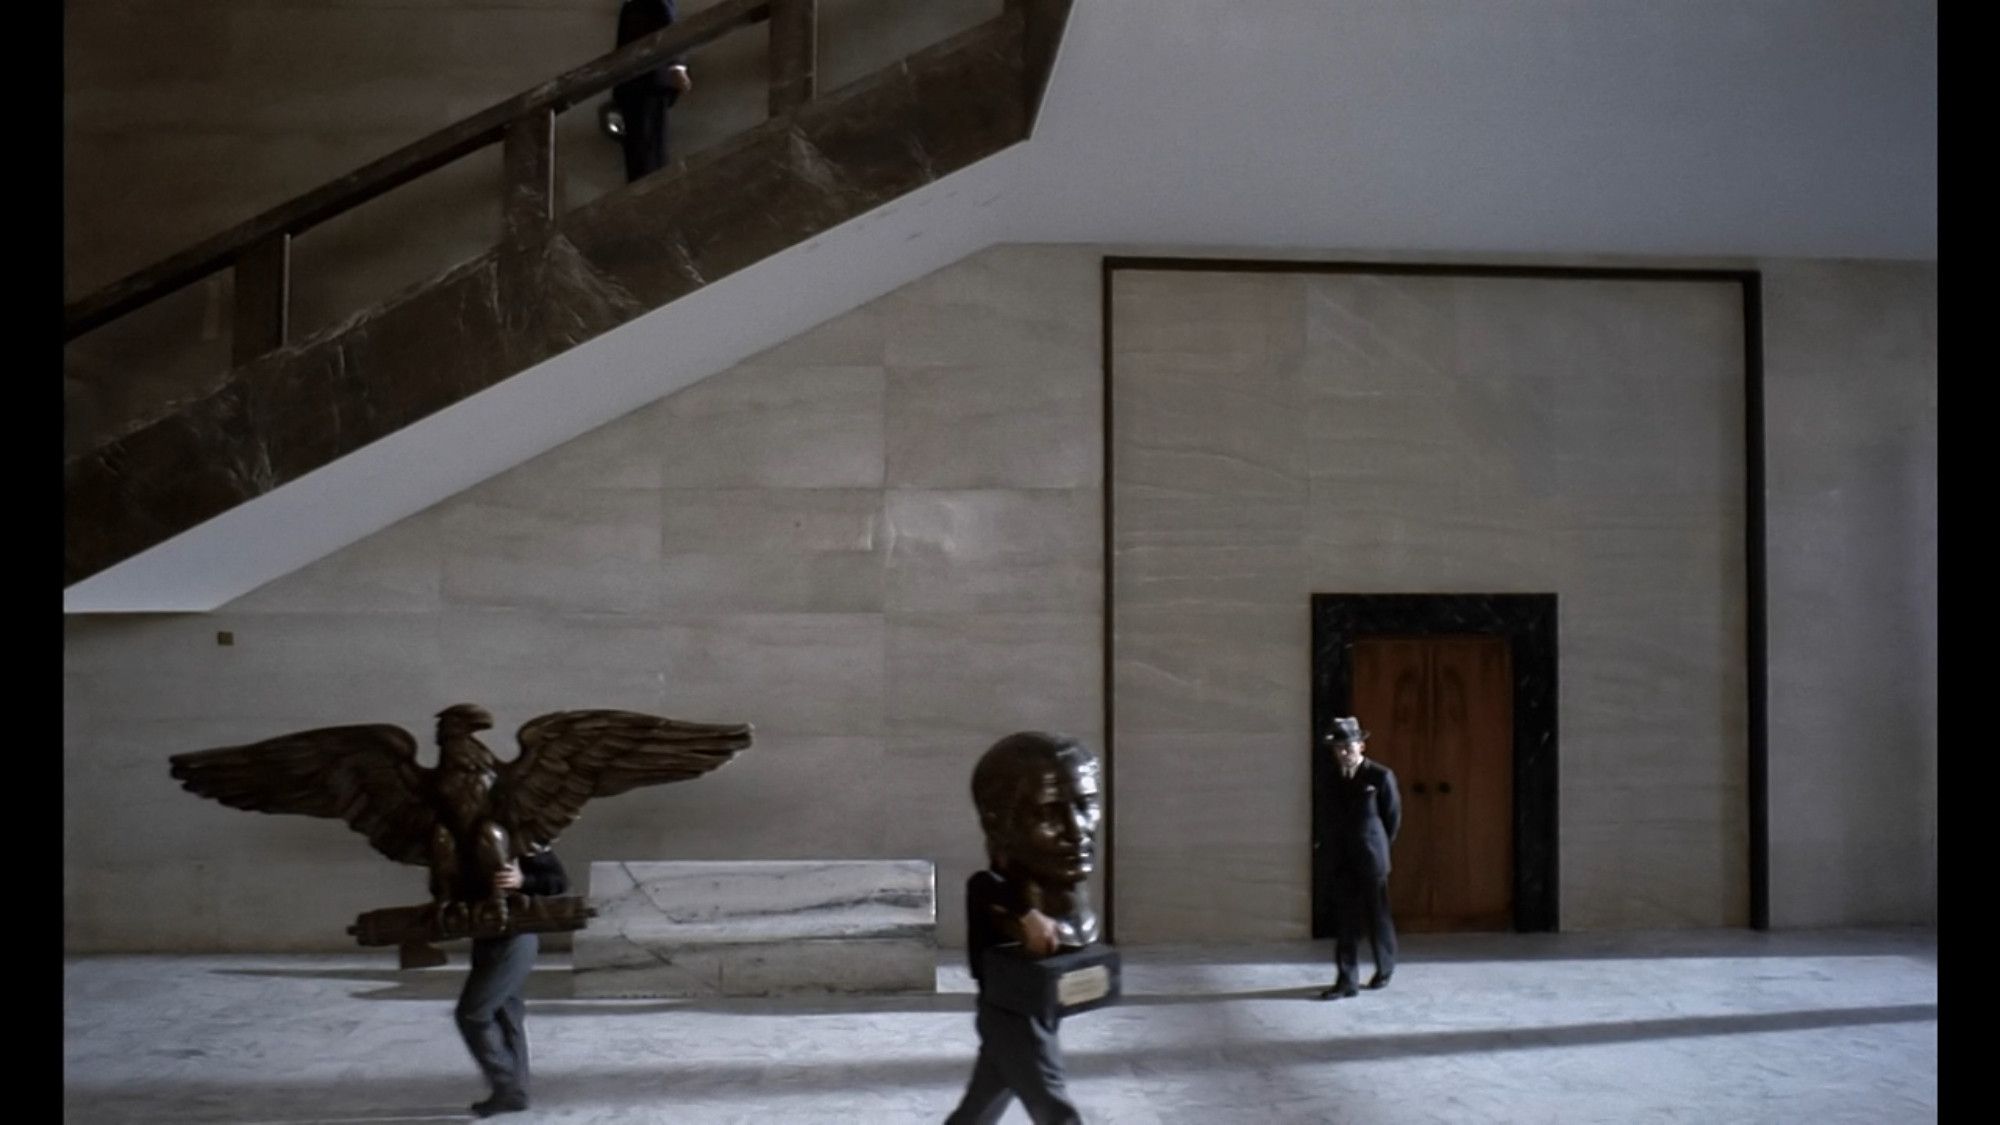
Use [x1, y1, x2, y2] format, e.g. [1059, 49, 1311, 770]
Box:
[456, 933, 538, 1097]
[945, 1000, 1082, 1125]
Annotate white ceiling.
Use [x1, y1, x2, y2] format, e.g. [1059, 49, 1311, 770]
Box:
[1013, 0, 1934, 260]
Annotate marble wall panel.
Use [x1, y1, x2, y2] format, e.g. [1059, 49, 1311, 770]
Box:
[1111, 268, 1753, 938]
[64, 244, 1103, 951]
[883, 489, 1099, 613]
[1761, 259, 1936, 928]
[886, 365, 1099, 489]
[60, 247, 1934, 950]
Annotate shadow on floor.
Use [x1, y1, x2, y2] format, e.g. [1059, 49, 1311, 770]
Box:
[1153, 928, 1937, 966]
[210, 966, 973, 1013]
[1116, 985, 1326, 1005]
[1378, 928, 1938, 963]
[210, 964, 1323, 1011]
[65, 1002, 1936, 1123]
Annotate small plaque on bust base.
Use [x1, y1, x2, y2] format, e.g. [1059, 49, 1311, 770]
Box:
[980, 943, 1122, 1020]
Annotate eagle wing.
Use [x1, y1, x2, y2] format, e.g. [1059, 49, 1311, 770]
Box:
[489, 710, 753, 852]
[168, 724, 436, 866]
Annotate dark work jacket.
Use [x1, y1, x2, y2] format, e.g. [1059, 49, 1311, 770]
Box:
[1321, 759, 1401, 880]
[615, 0, 685, 100]
[964, 869, 1028, 987]
[518, 849, 570, 896]
[456, 847, 570, 902]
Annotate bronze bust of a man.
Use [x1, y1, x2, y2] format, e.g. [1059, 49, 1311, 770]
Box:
[948, 731, 1113, 1123]
[971, 730, 1104, 949]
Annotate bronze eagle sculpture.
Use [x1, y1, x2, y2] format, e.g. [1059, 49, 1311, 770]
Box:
[168, 704, 752, 953]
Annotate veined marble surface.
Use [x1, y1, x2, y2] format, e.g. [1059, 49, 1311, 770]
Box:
[64, 929, 1936, 1124]
[584, 860, 936, 940]
[573, 860, 937, 998]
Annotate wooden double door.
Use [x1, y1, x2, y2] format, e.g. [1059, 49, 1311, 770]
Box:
[1349, 634, 1514, 932]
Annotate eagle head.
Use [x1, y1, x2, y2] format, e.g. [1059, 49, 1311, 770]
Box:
[436, 704, 495, 736]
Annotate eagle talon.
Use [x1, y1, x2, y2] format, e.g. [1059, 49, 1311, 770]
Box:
[476, 898, 509, 932]
[398, 938, 449, 970]
[418, 900, 446, 935]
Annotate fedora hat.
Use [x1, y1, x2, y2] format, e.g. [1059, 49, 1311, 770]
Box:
[1322, 717, 1369, 745]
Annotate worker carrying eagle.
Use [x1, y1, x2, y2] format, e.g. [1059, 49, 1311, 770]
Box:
[168, 704, 752, 964]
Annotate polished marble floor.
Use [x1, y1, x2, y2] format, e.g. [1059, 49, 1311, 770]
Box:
[63, 929, 1936, 1124]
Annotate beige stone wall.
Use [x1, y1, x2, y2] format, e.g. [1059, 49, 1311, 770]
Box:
[62, 245, 1936, 950]
[64, 244, 1102, 952]
[1109, 269, 1751, 938]
[1762, 260, 1938, 927]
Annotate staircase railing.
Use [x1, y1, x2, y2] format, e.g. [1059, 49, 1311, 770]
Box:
[62, 0, 819, 363]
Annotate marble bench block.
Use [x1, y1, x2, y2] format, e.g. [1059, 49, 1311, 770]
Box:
[573, 860, 937, 998]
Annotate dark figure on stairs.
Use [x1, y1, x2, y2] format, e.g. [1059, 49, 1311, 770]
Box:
[614, 0, 693, 182]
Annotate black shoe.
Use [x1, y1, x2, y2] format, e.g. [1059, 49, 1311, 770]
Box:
[1366, 971, 1392, 990]
[1317, 979, 1359, 1000]
[471, 1091, 529, 1117]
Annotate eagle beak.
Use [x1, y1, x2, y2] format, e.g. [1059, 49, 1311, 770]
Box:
[716, 722, 754, 747]
[681, 720, 753, 749]
[437, 704, 495, 731]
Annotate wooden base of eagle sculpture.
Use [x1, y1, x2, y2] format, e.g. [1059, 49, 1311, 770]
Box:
[169, 704, 752, 968]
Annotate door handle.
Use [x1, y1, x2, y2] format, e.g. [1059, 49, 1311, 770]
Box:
[1437, 781, 1452, 794]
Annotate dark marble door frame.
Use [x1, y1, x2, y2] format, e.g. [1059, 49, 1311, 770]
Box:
[1098, 257, 1768, 942]
[1310, 594, 1559, 935]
